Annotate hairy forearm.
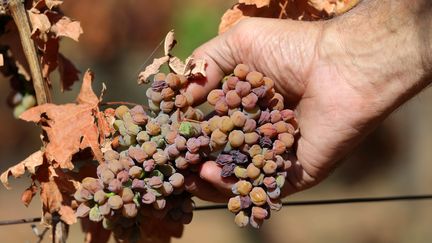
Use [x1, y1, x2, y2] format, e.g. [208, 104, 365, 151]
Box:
[320, 0, 432, 114]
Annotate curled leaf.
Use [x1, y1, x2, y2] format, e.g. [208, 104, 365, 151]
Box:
[1, 151, 44, 189]
[138, 56, 170, 84]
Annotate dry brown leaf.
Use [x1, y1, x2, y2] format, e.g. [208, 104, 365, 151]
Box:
[239, 0, 271, 8]
[219, 0, 360, 34]
[59, 205, 77, 225]
[19, 71, 103, 169]
[58, 54, 80, 91]
[138, 56, 170, 84]
[34, 0, 64, 10]
[21, 184, 38, 207]
[28, 10, 52, 36]
[1, 151, 44, 189]
[164, 30, 177, 56]
[51, 17, 83, 42]
[189, 58, 207, 78]
[168, 56, 186, 75]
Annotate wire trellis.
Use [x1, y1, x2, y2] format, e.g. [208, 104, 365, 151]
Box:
[1, 193, 431, 226]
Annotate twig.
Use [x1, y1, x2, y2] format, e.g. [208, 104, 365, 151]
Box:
[1, 194, 432, 226]
[0, 217, 41, 226]
[100, 101, 143, 107]
[8, 0, 50, 105]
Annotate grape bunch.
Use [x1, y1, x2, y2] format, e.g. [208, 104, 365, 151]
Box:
[206, 64, 298, 228]
[74, 72, 209, 239]
[74, 63, 298, 235]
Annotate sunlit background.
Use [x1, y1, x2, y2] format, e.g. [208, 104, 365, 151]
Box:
[1, 0, 431, 242]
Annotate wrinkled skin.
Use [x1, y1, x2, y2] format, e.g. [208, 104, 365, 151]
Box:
[184, 0, 432, 202]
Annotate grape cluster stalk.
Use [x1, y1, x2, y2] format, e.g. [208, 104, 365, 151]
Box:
[74, 63, 298, 238]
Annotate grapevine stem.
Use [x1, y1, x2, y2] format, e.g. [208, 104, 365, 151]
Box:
[8, 0, 51, 105]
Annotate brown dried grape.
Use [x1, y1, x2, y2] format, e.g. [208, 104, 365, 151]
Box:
[270, 110, 282, 123]
[244, 132, 260, 145]
[93, 190, 107, 204]
[267, 198, 283, 211]
[185, 151, 201, 164]
[226, 90, 242, 108]
[258, 123, 278, 138]
[273, 140, 287, 155]
[169, 173, 184, 188]
[153, 198, 167, 210]
[166, 73, 181, 89]
[154, 72, 166, 82]
[186, 137, 201, 153]
[107, 195, 123, 210]
[263, 177, 277, 189]
[162, 182, 174, 196]
[234, 166, 248, 179]
[142, 191, 156, 204]
[234, 211, 249, 227]
[122, 203, 138, 218]
[143, 159, 156, 172]
[211, 129, 228, 147]
[129, 166, 143, 179]
[121, 188, 134, 203]
[278, 133, 295, 148]
[228, 130, 245, 148]
[228, 196, 242, 213]
[150, 91, 164, 103]
[263, 160, 278, 175]
[115, 105, 129, 119]
[128, 147, 146, 163]
[252, 154, 265, 168]
[246, 163, 261, 179]
[241, 93, 258, 110]
[148, 176, 163, 188]
[252, 206, 268, 220]
[208, 116, 221, 132]
[244, 106, 261, 120]
[145, 121, 161, 136]
[226, 76, 239, 90]
[200, 121, 211, 135]
[174, 94, 188, 108]
[269, 93, 284, 111]
[219, 116, 235, 133]
[198, 136, 210, 147]
[249, 187, 267, 206]
[108, 179, 122, 193]
[263, 77, 274, 89]
[82, 177, 103, 193]
[207, 89, 225, 106]
[280, 109, 295, 121]
[230, 110, 247, 127]
[130, 105, 148, 125]
[149, 100, 161, 113]
[243, 119, 257, 133]
[100, 170, 115, 185]
[273, 121, 289, 133]
[248, 145, 262, 158]
[258, 111, 271, 125]
[160, 100, 174, 113]
[234, 63, 250, 80]
[166, 144, 181, 159]
[76, 203, 91, 218]
[175, 156, 189, 169]
[263, 150, 275, 160]
[267, 187, 281, 199]
[215, 99, 229, 115]
[142, 141, 157, 156]
[161, 87, 175, 101]
[153, 150, 168, 165]
[236, 180, 253, 196]
[104, 150, 120, 161]
[136, 131, 150, 144]
[222, 81, 230, 93]
[235, 81, 252, 97]
[165, 130, 178, 145]
[246, 71, 264, 87]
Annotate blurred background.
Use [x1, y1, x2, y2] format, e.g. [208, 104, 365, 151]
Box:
[1, 0, 431, 242]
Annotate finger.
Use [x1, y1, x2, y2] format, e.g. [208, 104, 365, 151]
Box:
[184, 173, 228, 203]
[186, 33, 238, 104]
[199, 161, 237, 196]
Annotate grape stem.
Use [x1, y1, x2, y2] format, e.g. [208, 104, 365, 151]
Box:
[8, 0, 51, 105]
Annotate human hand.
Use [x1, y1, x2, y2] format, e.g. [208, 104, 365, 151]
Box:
[184, 0, 432, 202]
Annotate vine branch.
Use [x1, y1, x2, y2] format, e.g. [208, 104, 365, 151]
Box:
[8, 0, 51, 105]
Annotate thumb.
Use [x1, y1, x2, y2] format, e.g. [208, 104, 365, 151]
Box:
[185, 17, 318, 105]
